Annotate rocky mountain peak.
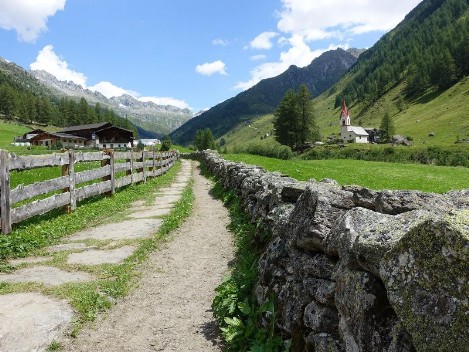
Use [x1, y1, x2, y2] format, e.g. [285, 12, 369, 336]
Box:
[28, 69, 193, 136]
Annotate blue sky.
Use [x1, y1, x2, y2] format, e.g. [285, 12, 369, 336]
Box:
[0, 0, 422, 112]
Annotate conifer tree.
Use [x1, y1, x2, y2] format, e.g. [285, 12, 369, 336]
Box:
[274, 85, 320, 149]
[273, 89, 297, 148]
[380, 112, 395, 142]
[194, 128, 217, 150]
[160, 134, 172, 151]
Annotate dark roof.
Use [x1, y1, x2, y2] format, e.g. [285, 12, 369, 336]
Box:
[31, 132, 87, 140]
[25, 129, 46, 134]
[59, 122, 111, 133]
[96, 126, 134, 135]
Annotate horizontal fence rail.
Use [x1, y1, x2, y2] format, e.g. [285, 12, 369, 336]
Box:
[0, 149, 178, 234]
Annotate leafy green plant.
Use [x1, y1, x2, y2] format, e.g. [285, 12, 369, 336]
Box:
[209, 181, 290, 352]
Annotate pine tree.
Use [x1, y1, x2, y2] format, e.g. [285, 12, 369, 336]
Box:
[160, 135, 172, 151]
[194, 128, 217, 150]
[273, 89, 297, 148]
[380, 112, 396, 142]
[296, 84, 320, 146]
[274, 85, 320, 149]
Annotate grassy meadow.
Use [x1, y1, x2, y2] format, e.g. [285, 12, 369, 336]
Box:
[224, 153, 469, 193]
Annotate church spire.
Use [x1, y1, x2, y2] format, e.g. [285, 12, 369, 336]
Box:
[340, 99, 350, 126]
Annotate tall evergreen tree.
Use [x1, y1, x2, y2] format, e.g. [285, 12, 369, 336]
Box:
[273, 89, 297, 148]
[296, 84, 320, 146]
[274, 85, 320, 149]
[194, 128, 217, 150]
[380, 112, 396, 142]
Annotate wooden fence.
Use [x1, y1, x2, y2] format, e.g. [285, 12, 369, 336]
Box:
[0, 149, 178, 234]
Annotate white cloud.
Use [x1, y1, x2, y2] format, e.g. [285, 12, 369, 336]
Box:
[277, 0, 422, 39]
[236, 0, 422, 91]
[88, 81, 128, 99]
[195, 60, 227, 76]
[249, 31, 279, 50]
[0, 0, 65, 42]
[139, 96, 190, 110]
[30, 45, 87, 86]
[212, 38, 229, 46]
[250, 55, 267, 61]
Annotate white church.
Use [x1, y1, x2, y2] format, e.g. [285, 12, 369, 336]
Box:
[340, 100, 369, 143]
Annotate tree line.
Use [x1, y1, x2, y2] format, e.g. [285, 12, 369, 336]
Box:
[0, 72, 137, 135]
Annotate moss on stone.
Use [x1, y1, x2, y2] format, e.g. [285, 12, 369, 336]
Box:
[380, 212, 469, 351]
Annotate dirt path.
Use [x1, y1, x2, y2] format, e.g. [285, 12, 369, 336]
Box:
[60, 162, 234, 352]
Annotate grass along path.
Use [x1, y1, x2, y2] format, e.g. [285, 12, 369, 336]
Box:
[224, 154, 469, 193]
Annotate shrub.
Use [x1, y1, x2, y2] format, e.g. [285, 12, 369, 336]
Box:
[234, 143, 293, 160]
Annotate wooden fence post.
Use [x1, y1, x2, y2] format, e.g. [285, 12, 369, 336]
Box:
[151, 149, 156, 177]
[126, 152, 134, 184]
[0, 150, 12, 234]
[61, 150, 75, 213]
[102, 149, 115, 196]
[137, 151, 145, 183]
[109, 150, 115, 195]
[69, 150, 76, 211]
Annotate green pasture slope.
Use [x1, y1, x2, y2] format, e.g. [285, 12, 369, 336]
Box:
[0, 121, 52, 155]
[0, 121, 29, 146]
[224, 153, 469, 193]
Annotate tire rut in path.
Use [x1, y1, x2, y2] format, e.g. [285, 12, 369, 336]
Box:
[60, 162, 234, 352]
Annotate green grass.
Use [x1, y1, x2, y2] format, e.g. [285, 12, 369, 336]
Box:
[0, 161, 182, 259]
[224, 153, 469, 193]
[0, 120, 30, 145]
[219, 114, 277, 152]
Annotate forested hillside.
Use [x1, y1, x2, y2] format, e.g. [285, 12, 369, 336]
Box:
[0, 59, 137, 135]
[337, 0, 469, 110]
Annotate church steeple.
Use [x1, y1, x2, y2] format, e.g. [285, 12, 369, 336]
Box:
[340, 99, 350, 127]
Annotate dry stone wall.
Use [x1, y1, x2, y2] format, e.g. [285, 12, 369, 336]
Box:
[197, 151, 469, 352]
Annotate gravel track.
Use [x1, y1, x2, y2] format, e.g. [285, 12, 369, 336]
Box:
[60, 162, 234, 351]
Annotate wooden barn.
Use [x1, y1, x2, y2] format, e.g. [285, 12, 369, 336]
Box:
[59, 122, 112, 141]
[17, 123, 134, 149]
[94, 126, 134, 149]
[30, 132, 88, 148]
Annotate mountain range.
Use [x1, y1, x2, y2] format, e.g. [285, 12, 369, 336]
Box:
[30, 70, 192, 138]
[170, 48, 362, 145]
